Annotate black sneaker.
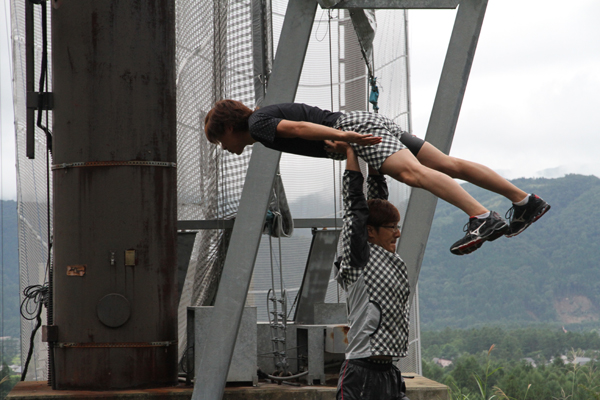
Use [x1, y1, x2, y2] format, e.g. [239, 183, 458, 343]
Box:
[505, 194, 550, 238]
[450, 211, 509, 255]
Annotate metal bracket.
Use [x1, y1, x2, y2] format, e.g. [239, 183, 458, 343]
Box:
[55, 341, 177, 348]
[42, 325, 59, 343]
[27, 91, 54, 110]
[52, 160, 177, 170]
[317, 0, 460, 9]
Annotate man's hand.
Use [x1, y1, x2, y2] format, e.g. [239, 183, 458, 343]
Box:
[341, 131, 382, 146]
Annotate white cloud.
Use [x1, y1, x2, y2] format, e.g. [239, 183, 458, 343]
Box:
[409, 1, 600, 180]
[2, 1, 600, 200]
[1, 1, 17, 200]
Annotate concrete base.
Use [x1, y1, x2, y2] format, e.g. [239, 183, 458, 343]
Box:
[8, 375, 448, 400]
[6, 382, 192, 400]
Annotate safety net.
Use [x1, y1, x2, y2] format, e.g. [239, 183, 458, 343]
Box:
[10, 0, 422, 379]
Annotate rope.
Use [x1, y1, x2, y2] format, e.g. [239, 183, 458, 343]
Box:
[328, 10, 334, 111]
[266, 173, 289, 375]
[327, 12, 338, 234]
[353, 13, 380, 113]
[20, 283, 48, 381]
[369, 77, 380, 113]
[326, 11, 343, 303]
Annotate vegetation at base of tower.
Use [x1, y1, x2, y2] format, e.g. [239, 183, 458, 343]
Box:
[0, 360, 20, 400]
[422, 328, 600, 400]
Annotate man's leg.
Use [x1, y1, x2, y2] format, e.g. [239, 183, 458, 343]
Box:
[379, 149, 509, 255]
[413, 141, 550, 238]
[379, 149, 487, 217]
[414, 142, 527, 203]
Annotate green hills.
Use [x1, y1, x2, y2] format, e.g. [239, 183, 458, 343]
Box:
[0, 200, 19, 339]
[419, 174, 600, 331]
[2, 174, 600, 341]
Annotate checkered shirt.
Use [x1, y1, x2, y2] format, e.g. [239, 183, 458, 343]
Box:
[334, 111, 408, 170]
[338, 170, 411, 357]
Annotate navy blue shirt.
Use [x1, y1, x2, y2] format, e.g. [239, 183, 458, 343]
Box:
[248, 103, 343, 158]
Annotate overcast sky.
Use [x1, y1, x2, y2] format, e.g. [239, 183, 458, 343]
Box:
[410, 1, 600, 180]
[1, 1, 15, 200]
[1, 1, 600, 200]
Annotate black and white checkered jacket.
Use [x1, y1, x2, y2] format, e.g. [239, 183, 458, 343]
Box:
[336, 170, 410, 358]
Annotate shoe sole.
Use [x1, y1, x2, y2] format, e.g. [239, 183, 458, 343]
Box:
[505, 203, 551, 238]
[450, 220, 508, 255]
[451, 238, 483, 255]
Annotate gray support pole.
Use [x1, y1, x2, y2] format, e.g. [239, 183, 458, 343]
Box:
[51, 1, 178, 389]
[398, 0, 488, 299]
[341, 9, 367, 112]
[192, 1, 319, 399]
[25, 0, 35, 159]
[318, 0, 460, 9]
[251, 0, 273, 106]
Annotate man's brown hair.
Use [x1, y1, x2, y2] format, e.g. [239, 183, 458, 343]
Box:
[367, 199, 400, 228]
[204, 99, 253, 144]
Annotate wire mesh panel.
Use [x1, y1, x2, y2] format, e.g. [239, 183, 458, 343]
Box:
[173, 0, 420, 372]
[10, 0, 53, 381]
[175, 0, 258, 358]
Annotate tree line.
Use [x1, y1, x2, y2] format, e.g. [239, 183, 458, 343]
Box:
[421, 327, 600, 400]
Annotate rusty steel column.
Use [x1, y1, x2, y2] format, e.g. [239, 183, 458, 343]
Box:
[50, 1, 177, 390]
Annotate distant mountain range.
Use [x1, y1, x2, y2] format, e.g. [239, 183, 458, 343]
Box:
[1, 200, 19, 338]
[419, 174, 600, 331]
[1, 174, 599, 340]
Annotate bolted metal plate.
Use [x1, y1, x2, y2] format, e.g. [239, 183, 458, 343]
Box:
[97, 293, 131, 328]
[125, 249, 136, 266]
[66, 264, 86, 276]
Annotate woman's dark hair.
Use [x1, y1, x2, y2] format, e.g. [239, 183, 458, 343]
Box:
[204, 99, 253, 144]
[367, 199, 400, 228]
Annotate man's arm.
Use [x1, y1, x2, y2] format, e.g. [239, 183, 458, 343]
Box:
[344, 142, 361, 172]
[326, 141, 389, 201]
[276, 120, 381, 146]
[329, 144, 369, 285]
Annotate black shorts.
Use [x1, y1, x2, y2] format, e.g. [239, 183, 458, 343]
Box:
[399, 132, 425, 158]
[336, 359, 409, 400]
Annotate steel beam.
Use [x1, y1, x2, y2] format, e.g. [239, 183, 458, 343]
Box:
[317, 0, 459, 9]
[397, 0, 488, 298]
[177, 218, 343, 230]
[191, 1, 319, 399]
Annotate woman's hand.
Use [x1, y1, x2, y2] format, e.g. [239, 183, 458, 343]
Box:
[325, 140, 360, 172]
[341, 130, 382, 146]
[324, 140, 351, 155]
